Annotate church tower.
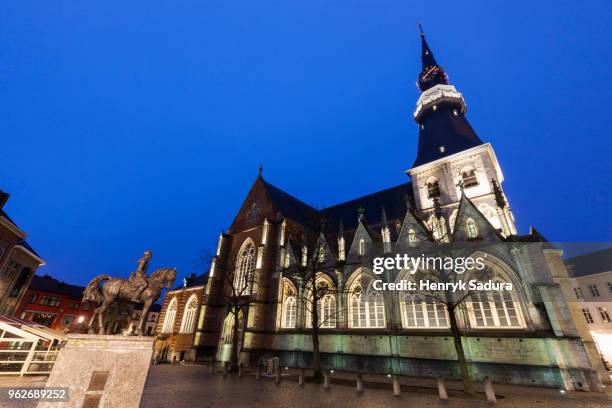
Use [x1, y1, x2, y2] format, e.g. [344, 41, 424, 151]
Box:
[407, 29, 517, 237]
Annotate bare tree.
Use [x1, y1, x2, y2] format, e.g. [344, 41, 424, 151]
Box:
[282, 215, 350, 383]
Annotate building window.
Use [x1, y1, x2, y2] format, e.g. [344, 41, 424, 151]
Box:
[401, 296, 449, 328]
[582, 308, 594, 324]
[69, 303, 80, 309]
[359, 239, 365, 256]
[460, 167, 479, 188]
[317, 245, 326, 264]
[466, 218, 478, 238]
[305, 276, 337, 329]
[573, 287, 583, 299]
[301, 246, 308, 267]
[607, 282, 612, 294]
[599, 307, 611, 323]
[348, 276, 385, 329]
[161, 298, 177, 333]
[589, 285, 600, 297]
[338, 236, 345, 261]
[282, 296, 297, 329]
[40, 296, 62, 307]
[408, 229, 417, 247]
[179, 296, 198, 333]
[469, 289, 523, 328]
[28, 293, 37, 304]
[235, 241, 256, 295]
[426, 178, 441, 198]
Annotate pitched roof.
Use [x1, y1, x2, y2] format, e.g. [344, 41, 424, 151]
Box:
[322, 182, 413, 233]
[29, 274, 85, 300]
[565, 247, 612, 278]
[172, 272, 209, 291]
[262, 179, 319, 226]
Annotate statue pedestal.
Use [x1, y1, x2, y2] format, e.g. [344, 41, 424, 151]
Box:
[38, 334, 154, 408]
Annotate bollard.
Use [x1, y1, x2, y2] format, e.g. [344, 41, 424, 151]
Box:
[223, 361, 228, 378]
[275, 367, 281, 385]
[256, 364, 261, 380]
[484, 377, 497, 403]
[299, 368, 305, 387]
[437, 377, 448, 400]
[323, 372, 331, 389]
[238, 363, 243, 379]
[356, 373, 363, 393]
[209, 361, 215, 374]
[392, 375, 401, 397]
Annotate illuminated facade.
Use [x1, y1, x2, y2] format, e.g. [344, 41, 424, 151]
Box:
[162, 32, 609, 391]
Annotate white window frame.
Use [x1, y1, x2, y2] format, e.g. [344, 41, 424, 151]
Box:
[466, 218, 478, 238]
[282, 296, 297, 329]
[468, 289, 524, 329]
[400, 296, 449, 329]
[582, 308, 594, 324]
[179, 295, 198, 333]
[235, 240, 256, 295]
[161, 298, 177, 333]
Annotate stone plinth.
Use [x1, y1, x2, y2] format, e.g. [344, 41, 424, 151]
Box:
[38, 334, 154, 408]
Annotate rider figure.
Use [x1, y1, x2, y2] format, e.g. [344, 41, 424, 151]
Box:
[130, 250, 152, 302]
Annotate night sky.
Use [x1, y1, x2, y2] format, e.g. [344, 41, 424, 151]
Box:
[1, 1, 610, 286]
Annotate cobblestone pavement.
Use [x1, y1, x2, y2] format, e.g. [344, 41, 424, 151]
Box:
[141, 364, 612, 408]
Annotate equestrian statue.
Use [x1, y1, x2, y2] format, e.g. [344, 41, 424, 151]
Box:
[83, 250, 176, 335]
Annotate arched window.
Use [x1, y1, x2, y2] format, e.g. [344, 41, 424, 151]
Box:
[305, 275, 337, 329]
[401, 295, 448, 328]
[161, 298, 177, 333]
[466, 218, 478, 238]
[359, 239, 366, 255]
[179, 295, 198, 333]
[426, 178, 441, 198]
[408, 229, 417, 247]
[468, 286, 523, 328]
[235, 240, 256, 295]
[348, 274, 385, 328]
[461, 167, 478, 188]
[282, 296, 297, 328]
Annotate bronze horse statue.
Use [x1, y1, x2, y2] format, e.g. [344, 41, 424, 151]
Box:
[83, 267, 176, 335]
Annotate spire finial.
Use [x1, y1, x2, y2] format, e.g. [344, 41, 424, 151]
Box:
[258, 164, 263, 177]
[418, 23, 424, 37]
[357, 206, 365, 222]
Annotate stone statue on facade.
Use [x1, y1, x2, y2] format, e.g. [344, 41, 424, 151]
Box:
[83, 250, 176, 335]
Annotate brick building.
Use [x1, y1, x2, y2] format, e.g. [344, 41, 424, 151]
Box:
[157, 31, 609, 391]
[0, 191, 45, 316]
[155, 273, 208, 362]
[17, 274, 95, 333]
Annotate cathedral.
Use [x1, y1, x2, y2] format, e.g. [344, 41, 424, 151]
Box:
[156, 31, 609, 391]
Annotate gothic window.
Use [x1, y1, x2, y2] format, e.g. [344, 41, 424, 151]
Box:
[466, 218, 479, 238]
[401, 295, 449, 328]
[305, 275, 336, 329]
[582, 308, 594, 324]
[234, 240, 256, 295]
[408, 229, 417, 247]
[460, 167, 478, 188]
[179, 295, 198, 333]
[426, 178, 441, 198]
[301, 246, 308, 266]
[382, 226, 391, 243]
[359, 239, 366, 256]
[468, 288, 523, 328]
[282, 296, 297, 328]
[589, 285, 600, 297]
[161, 298, 177, 333]
[317, 245, 326, 263]
[573, 287, 583, 299]
[348, 275, 385, 329]
[599, 307, 611, 323]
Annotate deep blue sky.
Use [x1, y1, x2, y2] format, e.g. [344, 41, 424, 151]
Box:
[1, 1, 610, 286]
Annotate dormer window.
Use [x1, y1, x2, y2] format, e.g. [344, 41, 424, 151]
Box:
[408, 229, 417, 247]
[466, 218, 478, 238]
[461, 167, 478, 188]
[426, 178, 441, 198]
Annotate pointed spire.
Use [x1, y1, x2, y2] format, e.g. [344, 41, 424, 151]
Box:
[357, 206, 365, 222]
[417, 27, 449, 92]
[419, 24, 438, 68]
[491, 179, 507, 209]
[381, 206, 388, 225]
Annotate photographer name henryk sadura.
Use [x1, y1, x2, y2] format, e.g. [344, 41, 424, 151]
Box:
[370, 254, 514, 292]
